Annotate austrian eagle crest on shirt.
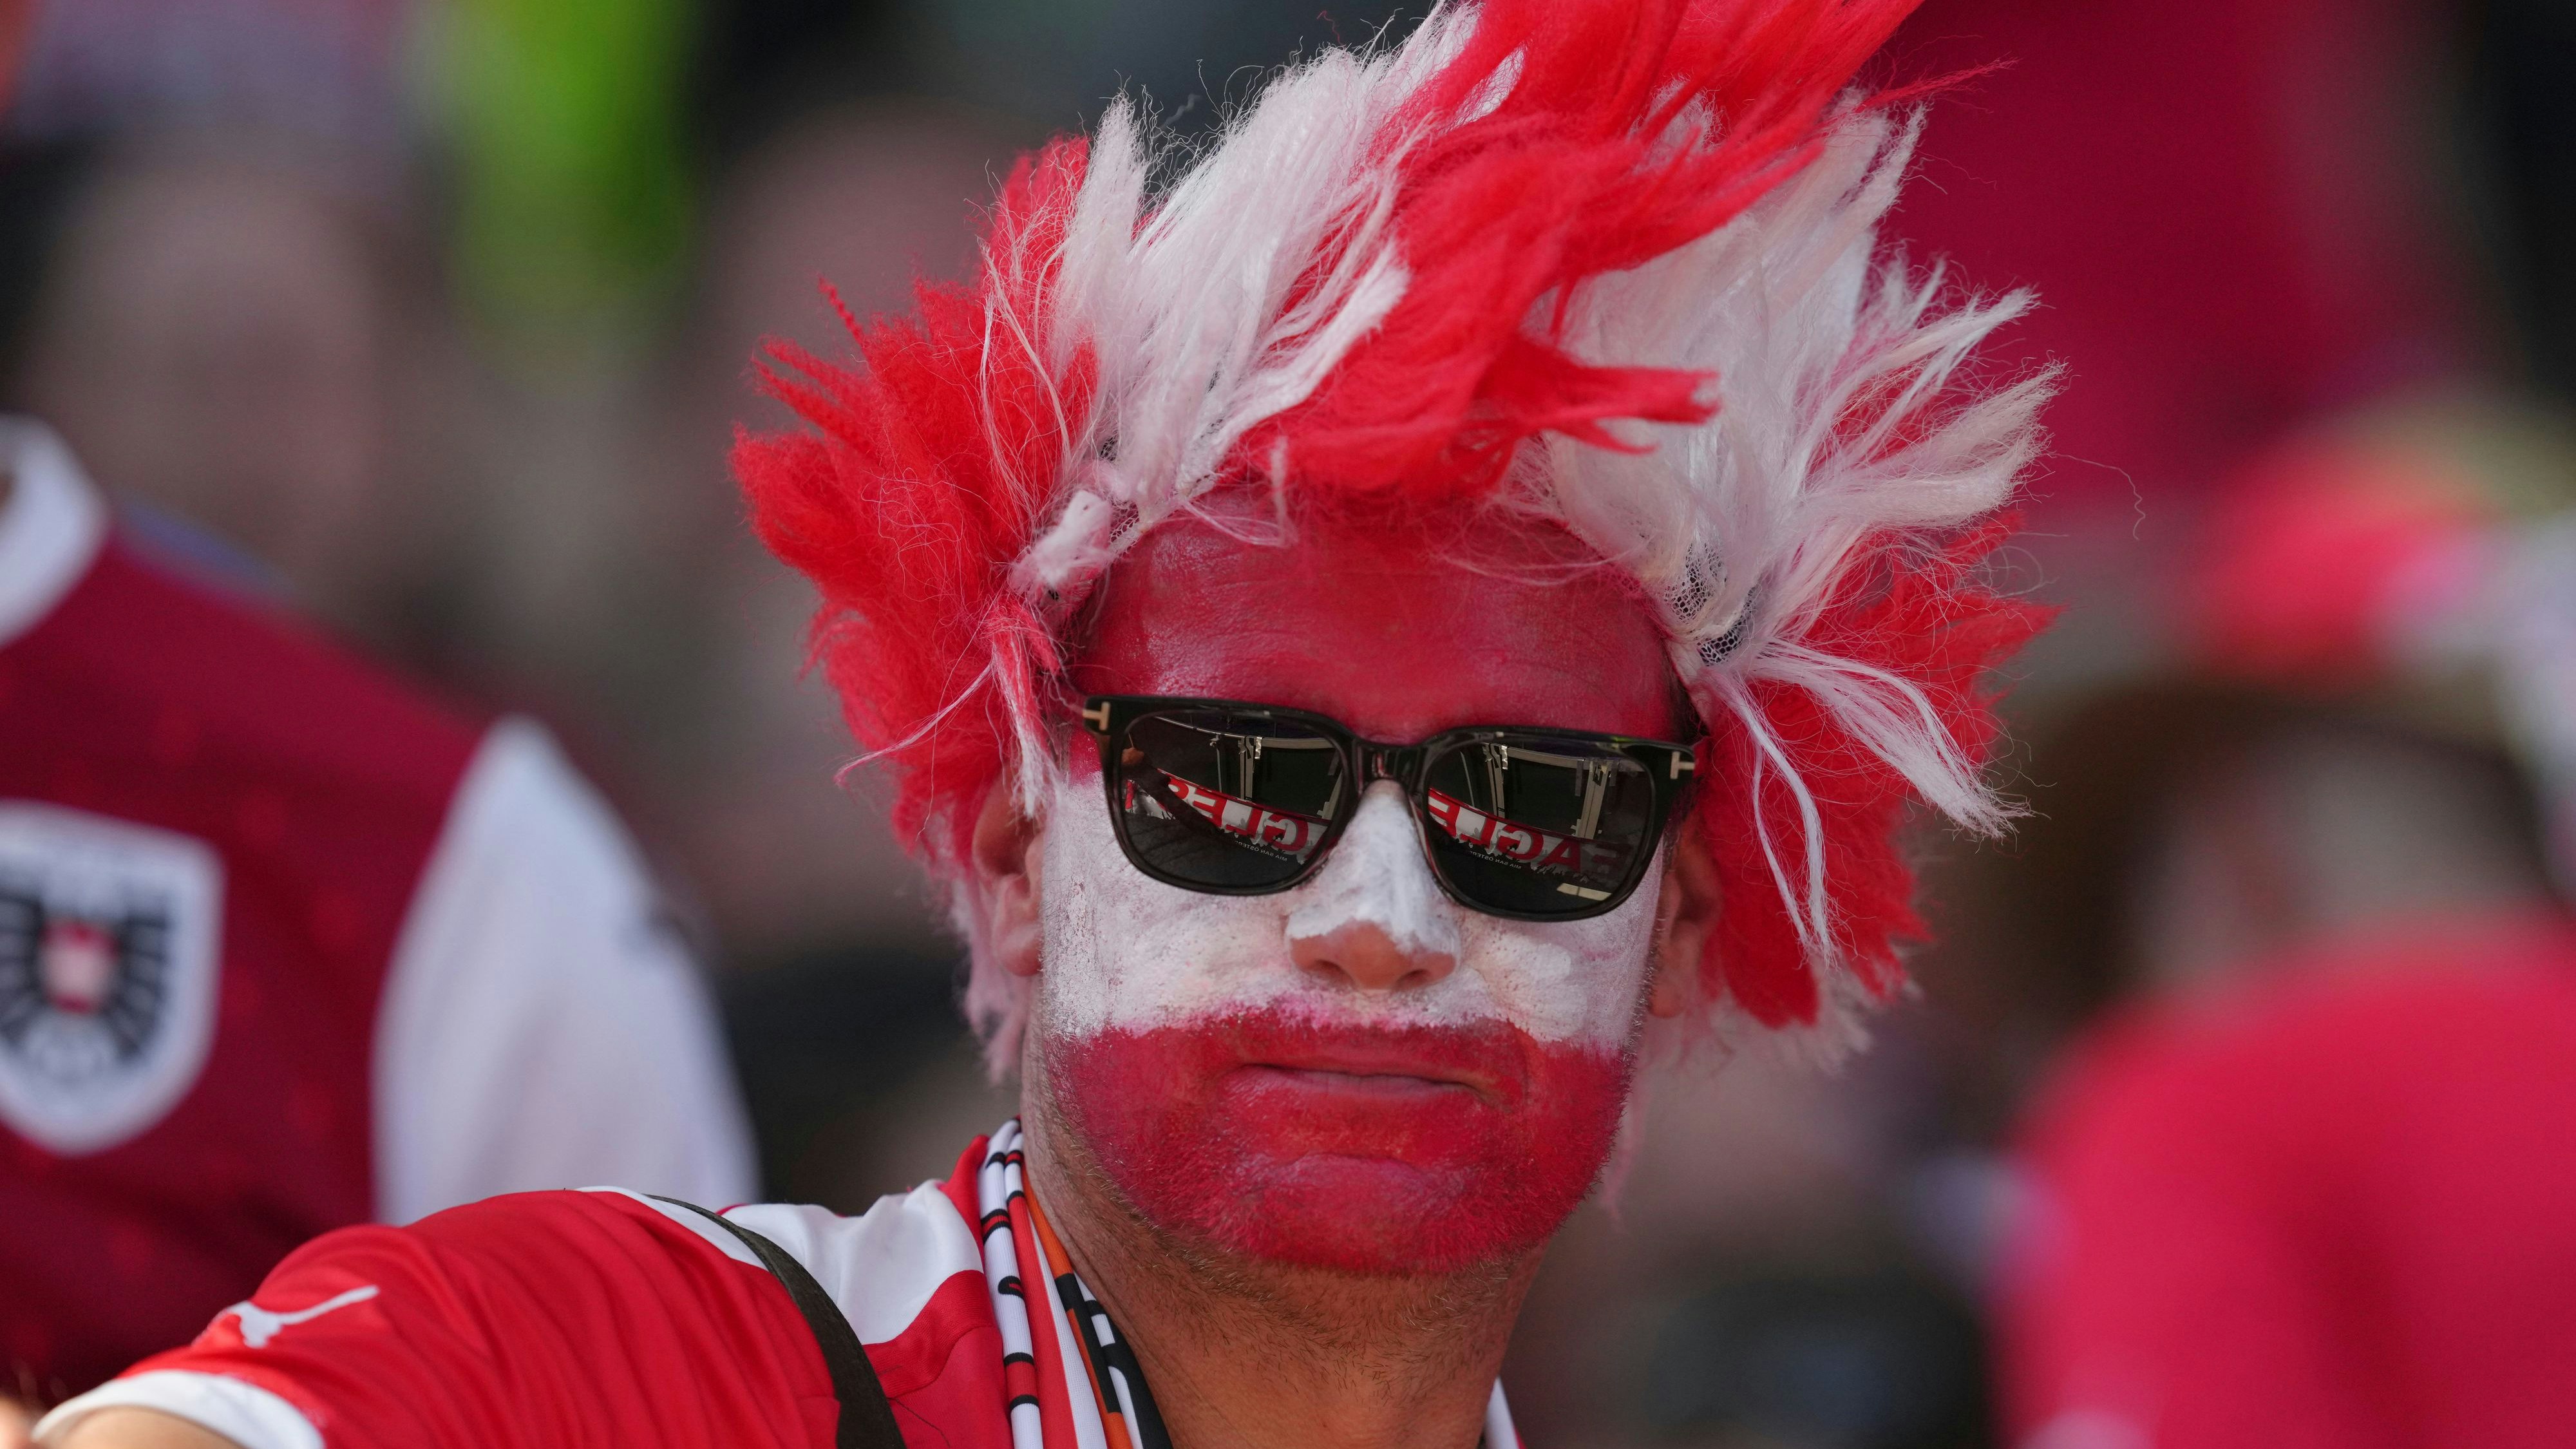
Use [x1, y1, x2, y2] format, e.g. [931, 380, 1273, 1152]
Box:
[0, 802, 221, 1153]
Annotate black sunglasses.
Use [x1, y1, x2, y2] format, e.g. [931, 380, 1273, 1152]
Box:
[1079, 695, 1700, 922]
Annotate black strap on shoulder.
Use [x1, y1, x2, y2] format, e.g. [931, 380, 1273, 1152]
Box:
[651, 1197, 907, 1449]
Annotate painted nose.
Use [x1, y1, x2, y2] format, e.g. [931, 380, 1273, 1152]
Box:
[1289, 917, 1457, 992]
[1284, 786, 1460, 993]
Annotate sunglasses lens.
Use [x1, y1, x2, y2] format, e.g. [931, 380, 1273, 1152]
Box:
[1110, 708, 1349, 891]
[1419, 736, 1659, 916]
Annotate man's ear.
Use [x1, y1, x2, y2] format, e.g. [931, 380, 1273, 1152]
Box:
[1647, 820, 1720, 1019]
[971, 780, 1046, 979]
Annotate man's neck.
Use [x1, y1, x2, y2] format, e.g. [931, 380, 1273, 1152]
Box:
[1021, 1088, 1537, 1449]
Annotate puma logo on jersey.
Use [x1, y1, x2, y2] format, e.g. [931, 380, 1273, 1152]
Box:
[224, 1285, 380, 1348]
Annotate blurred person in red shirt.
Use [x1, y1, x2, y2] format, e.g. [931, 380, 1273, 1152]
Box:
[1996, 412, 2576, 1449]
[0, 135, 755, 1428]
[2007, 926, 2576, 1449]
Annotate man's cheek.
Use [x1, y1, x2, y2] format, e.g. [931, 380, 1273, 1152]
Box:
[1039, 777, 1308, 1030]
[1048, 1020, 1632, 1275]
[1452, 855, 1667, 1043]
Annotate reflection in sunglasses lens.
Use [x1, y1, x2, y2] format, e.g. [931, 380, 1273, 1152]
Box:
[1420, 739, 1651, 915]
[1106, 707, 1657, 916]
[1116, 712, 1346, 890]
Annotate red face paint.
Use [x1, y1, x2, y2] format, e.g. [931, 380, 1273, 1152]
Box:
[1073, 498, 1688, 746]
[1047, 1008, 1631, 1274]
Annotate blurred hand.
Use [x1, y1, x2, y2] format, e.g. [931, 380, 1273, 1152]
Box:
[0, 1396, 31, 1449]
[48, 1410, 237, 1449]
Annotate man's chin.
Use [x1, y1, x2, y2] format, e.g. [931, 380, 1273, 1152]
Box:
[1046, 1012, 1632, 1276]
[1186, 1151, 1566, 1276]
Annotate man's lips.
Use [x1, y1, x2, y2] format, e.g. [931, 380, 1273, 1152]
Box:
[1236, 1064, 1481, 1102]
[1219, 1029, 1518, 1104]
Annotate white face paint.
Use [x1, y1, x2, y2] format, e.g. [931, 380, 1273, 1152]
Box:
[1036, 773, 1663, 1046]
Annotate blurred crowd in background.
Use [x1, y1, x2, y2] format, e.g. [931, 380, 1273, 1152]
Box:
[5, 0, 2576, 1445]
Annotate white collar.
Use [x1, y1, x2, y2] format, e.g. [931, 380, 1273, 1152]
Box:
[0, 417, 110, 649]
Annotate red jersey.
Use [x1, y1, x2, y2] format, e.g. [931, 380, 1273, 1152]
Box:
[33, 1119, 1525, 1449]
[2000, 916, 2576, 1449]
[0, 419, 754, 1398]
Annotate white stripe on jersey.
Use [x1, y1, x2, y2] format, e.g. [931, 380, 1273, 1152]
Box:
[724, 1189, 985, 1346]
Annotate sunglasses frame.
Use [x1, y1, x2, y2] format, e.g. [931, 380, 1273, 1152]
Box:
[1079, 694, 1701, 922]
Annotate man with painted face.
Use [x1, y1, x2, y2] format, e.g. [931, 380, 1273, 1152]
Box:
[35, 3, 2050, 1446]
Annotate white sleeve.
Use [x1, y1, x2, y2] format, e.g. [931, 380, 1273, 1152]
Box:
[33, 1372, 317, 1449]
[373, 719, 759, 1224]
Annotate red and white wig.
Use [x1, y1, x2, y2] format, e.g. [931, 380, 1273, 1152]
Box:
[737, 0, 2053, 1069]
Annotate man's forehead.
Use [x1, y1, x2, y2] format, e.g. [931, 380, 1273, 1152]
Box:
[1072, 506, 1685, 741]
